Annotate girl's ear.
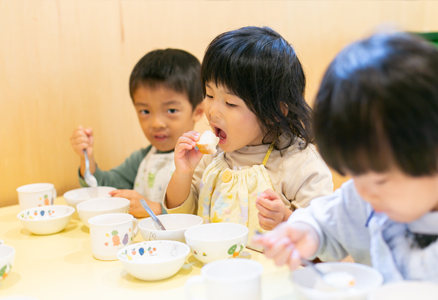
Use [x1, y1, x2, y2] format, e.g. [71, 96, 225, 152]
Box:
[280, 102, 289, 116]
[192, 102, 205, 122]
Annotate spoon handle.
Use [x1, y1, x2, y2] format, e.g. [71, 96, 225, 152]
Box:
[301, 259, 325, 278]
[140, 199, 166, 230]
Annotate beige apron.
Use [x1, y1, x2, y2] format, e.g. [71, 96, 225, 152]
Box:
[198, 143, 276, 251]
[134, 147, 175, 205]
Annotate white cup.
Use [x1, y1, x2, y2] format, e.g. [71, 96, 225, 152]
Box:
[16, 183, 57, 210]
[185, 258, 263, 300]
[88, 213, 139, 260]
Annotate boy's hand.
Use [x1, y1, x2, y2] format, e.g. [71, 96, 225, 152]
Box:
[252, 222, 320, 270]
[109, 190, 162, 218]
[70, 126, 94, 157]
[256, 189, 288, 230]
[174, 131, 203, 174]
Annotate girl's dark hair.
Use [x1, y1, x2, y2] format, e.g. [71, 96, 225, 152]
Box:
[129, 49, 203, 109]
[314, 32, 438, 176]
[201, 26, 312, 150]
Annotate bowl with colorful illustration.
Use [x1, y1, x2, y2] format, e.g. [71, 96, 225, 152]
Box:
[76, 197, 130, 228]
[0, 244, 15, 287]
[184, 223, 249, 264]
[63, 186, 116, 208]
[291, 262, 383, 300]
[117, 240, 190, 281]
[139, 214, 203, 243]
[17, 205, 75, 235]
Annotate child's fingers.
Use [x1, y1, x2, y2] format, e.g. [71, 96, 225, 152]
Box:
[288, 249, 302, 271]
[256, 198, 282, 216]
[258, 213, 276, 231]
[259, 189, 278, 200]
[273, 244, 295, 267]
[263, 236, 293, 258]
[181, 131, 201, 142]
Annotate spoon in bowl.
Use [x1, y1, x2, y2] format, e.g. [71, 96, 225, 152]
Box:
[140, 199, 166, 230]
[301, 259, 356, 290]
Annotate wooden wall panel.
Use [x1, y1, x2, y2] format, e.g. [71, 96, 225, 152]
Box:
[1, 0, 438, 207]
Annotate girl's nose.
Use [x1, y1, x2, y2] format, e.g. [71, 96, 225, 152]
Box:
[208, 101, 221, 122]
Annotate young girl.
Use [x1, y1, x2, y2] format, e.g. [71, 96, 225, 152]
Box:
[254, 32, 438, 282]
[164, 26, 333, 249]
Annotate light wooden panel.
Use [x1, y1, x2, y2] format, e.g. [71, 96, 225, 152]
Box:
[1, 0, 438, 207]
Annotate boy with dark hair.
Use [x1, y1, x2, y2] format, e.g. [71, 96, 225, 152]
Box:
[70, 49, 204, 218]
[255, 32, 438, 283]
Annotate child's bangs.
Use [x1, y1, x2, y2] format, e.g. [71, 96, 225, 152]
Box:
[201, 47, 247, 101]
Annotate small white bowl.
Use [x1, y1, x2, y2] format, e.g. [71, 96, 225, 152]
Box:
[184, 223, 249, 264]
[63, 186, 116, 208]
[117, 240, 190, 281]
[17, 205, 75, 235]
[139, 214, 203, 243]
[0, 244, 15, 287]
[291, 262, 383, 300]
[76, 197, 130, 228]
[369, 281, 438, 300]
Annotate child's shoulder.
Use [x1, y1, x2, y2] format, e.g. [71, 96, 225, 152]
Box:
[279, 136, 322, 162]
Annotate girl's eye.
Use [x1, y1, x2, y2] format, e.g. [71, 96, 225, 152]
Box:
[226, 102, 237, 107]
[167, 109, 178, 114]
[205, 94, 213, 99]
[140, 110, 149, 115]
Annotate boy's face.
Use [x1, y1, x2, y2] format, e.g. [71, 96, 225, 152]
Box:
[133, 85, 203, 152]
[352, 169, 438, 223]
[204, 83, 264, 152]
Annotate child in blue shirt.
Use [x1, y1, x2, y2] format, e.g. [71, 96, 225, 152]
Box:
[70, 49, 204, 218]
[254, 31, 438, 283]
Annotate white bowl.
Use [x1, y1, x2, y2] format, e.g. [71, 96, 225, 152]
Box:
[76, 197, 130, 228]
[292, 262, 383, 300]
[368, 281, 438, 300]
[117, 240, 190, 281]
[139, 214, 203, 243]
[0, 245, 15, 287]
[63, 186, 116, 208]
[17, 205, 75, 235]
[184, 223, 249, 264]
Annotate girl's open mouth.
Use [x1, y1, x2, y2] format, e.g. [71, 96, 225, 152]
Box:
[214, 127, 227, 144]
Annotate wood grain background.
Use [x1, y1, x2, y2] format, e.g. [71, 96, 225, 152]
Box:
[1, 0, 438, 207]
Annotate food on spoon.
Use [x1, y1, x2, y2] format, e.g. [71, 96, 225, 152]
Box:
[323, 271, 356, 290]
[196, 130, 220, 154]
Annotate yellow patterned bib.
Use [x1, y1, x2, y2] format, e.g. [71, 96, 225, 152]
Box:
[197, 143, 275, 251]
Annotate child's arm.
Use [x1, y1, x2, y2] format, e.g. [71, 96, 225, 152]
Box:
[70, 126, 95, 177]
[109, 189, 161, 218]
[253, 221, 320, 270]
[166, 131, 203, 209]
[256, 189, 291, 230]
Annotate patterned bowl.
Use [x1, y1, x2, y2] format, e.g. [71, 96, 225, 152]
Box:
[0, 244, 15, 287]
[139, 214, 203, 243]
[63, 186, 116, 208]
[184, 223, 249, 264]
[17, 205, 75, 235]
[117, 240, 190, 281]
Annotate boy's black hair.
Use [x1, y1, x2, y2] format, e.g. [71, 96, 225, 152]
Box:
[201, 26, 312, 150]
[314, 32, 438, 176]
[129, 49, 203, 109]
